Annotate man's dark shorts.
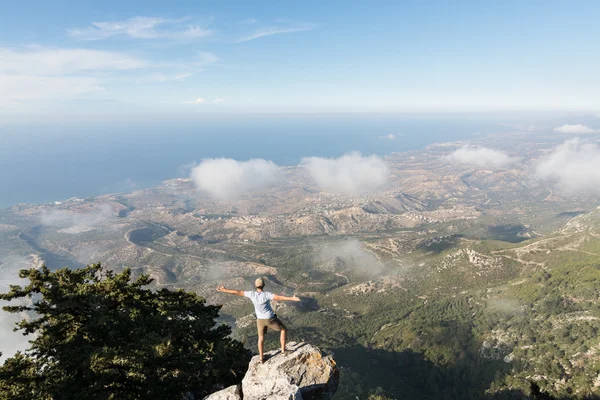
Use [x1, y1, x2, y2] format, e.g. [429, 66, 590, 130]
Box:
[257, 316, 286, 338]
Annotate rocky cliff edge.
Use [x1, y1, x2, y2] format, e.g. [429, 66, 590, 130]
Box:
[204, 342, 339, 400]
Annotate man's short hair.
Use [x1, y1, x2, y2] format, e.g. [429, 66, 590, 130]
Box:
[255, 277, 265, 289]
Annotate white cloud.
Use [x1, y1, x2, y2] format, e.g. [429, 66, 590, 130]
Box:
[144, 73, 191, 82]
[487, 298, 523, 315]
[534, 138, 600, 195]
[237, 25, 313, 42]
[40, 204, 114, 234]
[0, 48, 147, 76]
[379, 133, 397, 140]
[443, 145, 517, 168]
[0, 75, 102, 101]
[0, 255, 39, 361]
[0, 33, 214, 107]
[301, 152, 389, 194]
[186, 97, 205, 104]
[0, 256, 31, 292]
[0, 47, 147, 103]
[180, 26, 214, 39]
[0, 47, 218, 105]
[68, 16, 213, 40]
[190, 158, 282, 199]
[316, 238, 384, 275]
[134, 51, 216, 74]
[213, 98, 225, 104]
[553, 124, 598, 134]
[195, 51, 219, 66]
[141, 52, 217, 84]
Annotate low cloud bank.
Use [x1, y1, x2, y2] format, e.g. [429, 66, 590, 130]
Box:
[443, 145, 517, 168]
[316, 238, 384, 274]
[0, 256, 34, 361]
[534, 138, 600, 195]
[553, 124, 598, 134]
[301, 152, 389, 194]
[486, 298, 524, 315]
[190, 158, 281, 199]
[40, 204, 113, 233]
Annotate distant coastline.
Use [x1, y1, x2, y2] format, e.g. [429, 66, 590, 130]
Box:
[0, 114, 519, 209]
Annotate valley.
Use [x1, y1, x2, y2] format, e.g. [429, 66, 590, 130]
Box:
[1, 131, 600, 399]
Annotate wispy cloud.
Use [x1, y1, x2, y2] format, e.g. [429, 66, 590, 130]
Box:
[185, 97, 226, 105]
[0, 46, 218, 104]
[144, 73, 191, 83]
[0, 75, 102, 102]
[0, 47, 147, 75]
[0, 47, 147, 103]
[68, 16, 214, 40]
[40, 204, 114, 234]
[379, 133, 398, 140]
[553, 124, 598, 134]
[149, 52, 218, 82]
[443, 145, 518, 168]
[193, 51, 219, 67]
[316, 238, 384, 275]
[237, 24, 313, 42]
[186, 97, 206, 104]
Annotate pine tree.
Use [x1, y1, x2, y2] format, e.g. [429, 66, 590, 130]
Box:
[0, 263, 250, 400]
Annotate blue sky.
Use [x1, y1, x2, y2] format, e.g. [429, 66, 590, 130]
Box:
[1, 0, 600, 120]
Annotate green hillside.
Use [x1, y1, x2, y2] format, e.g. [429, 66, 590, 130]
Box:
[227, 211, 600, 399]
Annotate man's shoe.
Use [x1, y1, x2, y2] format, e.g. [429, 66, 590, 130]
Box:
[260, 354, 272, 363]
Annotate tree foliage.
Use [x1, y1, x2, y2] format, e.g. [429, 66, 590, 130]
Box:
[0, 263, 250, 400]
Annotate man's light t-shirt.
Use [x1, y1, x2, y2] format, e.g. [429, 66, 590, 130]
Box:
[244, 290, 275, 319]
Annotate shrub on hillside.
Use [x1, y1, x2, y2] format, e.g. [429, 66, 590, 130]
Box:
[0, 263, 250, 400]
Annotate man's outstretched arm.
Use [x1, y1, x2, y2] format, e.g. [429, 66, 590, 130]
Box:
[273, 294, 301, 302]
[216, 285, 244, 296]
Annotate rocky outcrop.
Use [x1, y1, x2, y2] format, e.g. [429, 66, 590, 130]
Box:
[202, 384, 242, 400]
[204, 342, 338, 400]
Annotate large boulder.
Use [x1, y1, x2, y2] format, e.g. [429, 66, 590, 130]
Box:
[204, 342, 338, 400]
[202, 384, 242, 400]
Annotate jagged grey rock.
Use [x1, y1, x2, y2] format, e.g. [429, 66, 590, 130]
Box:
[203, 384, 242, 400]
[204, 342, 338, 400]
[241, 341, 339, 400]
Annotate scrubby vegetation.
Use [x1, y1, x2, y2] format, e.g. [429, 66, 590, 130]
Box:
[230, 224, 600, 399]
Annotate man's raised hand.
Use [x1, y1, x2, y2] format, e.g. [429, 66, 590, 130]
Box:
[216, 285, 225, 292]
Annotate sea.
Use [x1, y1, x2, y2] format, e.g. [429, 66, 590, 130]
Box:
[0, 113, 536, 209]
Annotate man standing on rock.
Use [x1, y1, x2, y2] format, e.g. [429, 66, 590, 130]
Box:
[217, 278, 301, 362]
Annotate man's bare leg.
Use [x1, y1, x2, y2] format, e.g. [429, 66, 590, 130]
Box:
[280, 328, 287, 353]
[258, 334, 265, 361]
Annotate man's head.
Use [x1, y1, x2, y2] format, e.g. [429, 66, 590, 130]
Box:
[255, 277, 265, 290]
